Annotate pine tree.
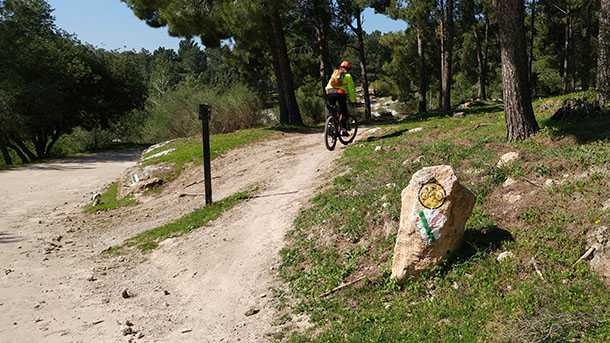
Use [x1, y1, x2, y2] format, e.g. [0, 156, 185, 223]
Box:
[598, 0, 610, 107]
[493, 0, 539, 141]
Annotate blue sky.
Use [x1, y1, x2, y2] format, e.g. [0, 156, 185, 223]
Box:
[48, 1, 406, 51]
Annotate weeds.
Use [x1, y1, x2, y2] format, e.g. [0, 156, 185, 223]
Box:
[104, 189, 253, 255]
[85, 182, 136, 213]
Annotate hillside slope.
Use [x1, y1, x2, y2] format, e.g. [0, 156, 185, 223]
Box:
[281, 95, 610, 342]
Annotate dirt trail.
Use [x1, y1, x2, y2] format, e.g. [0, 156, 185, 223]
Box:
[0, 131, 348, 342]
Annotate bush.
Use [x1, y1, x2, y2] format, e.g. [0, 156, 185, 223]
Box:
[54, 127, 116, 155]
[297, 78, 325, 124]
[144, 79, 263, 142]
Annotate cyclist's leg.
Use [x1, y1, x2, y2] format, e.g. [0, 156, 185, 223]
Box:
[326, 92, 339, 117]
[338, 94, 348, 130]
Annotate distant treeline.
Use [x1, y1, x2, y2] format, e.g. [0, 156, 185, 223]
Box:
[2, 0, 610, 165]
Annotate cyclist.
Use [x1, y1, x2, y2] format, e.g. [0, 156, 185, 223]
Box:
[325, 60, 356, 136]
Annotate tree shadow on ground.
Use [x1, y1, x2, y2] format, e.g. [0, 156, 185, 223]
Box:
[460, 103, 504, 116]
[270, 125, 323, 134]
[543, 112, 610, 143]
[365, 128, 411, 142]
[438, 225, 514, 275]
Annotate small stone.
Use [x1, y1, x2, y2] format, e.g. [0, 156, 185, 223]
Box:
[602, 199, 610, 211]
[102, 298, 110, 304]
[122, 327, 135, 336]
[164, 290, 170, 295]
[374, 146, 382, 152]
[497, 251, 514, 262]
[503, 192, 522, 204]
[503, 177, 517, 188]
[453, 112, 465, 118]
[86, 275, 97, 282]
[452, 282, 459, 290]
[245, 307, 260, 317]
[496, 152, 520, 168]
[260, 293, 267, 298]
[125, 320, 134, 327]
[121, 289, 132, 299]
[544, 179, 555, 188]
[137, 332, 145, 339]
[181, 329, 193, 334]
[409, 127, 423, 133]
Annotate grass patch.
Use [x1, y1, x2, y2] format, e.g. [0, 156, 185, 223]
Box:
[85, 182, 136, 213]
[280, 94, 610, 341]
[142, 128, 277, 178]
[104, 189, 253, 255]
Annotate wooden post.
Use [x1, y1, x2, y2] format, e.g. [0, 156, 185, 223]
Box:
[199, 104, 212, 205]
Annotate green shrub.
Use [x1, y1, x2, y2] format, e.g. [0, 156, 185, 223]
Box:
[144, 79, 264, 142]
[297, 79, 326, 124]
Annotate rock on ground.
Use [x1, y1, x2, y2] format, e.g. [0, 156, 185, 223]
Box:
[496, 152, 520, 168]
[118, 163, 176, 197]
[587, 226, 610, 288]
[391, 165, 475, 282]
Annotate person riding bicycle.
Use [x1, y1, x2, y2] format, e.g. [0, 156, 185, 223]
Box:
[325, 60, 356, 136]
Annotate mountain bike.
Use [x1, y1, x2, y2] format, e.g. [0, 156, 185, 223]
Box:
[324, 102, 358, 151]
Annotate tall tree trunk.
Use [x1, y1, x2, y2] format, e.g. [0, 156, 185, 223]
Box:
[416, 27, 428, 113]
[581, 2, 593, 90]
[474, 21, 488, 100]
[493, 0, 539, 141]
[1, 143, 12, 166]
[13, 137, 36, 161]
[266, 1, 302, 125]
[529, 0, 536, 88]
[562, 12, 573, 93]
[315, 25, 331, 96]
[314, 0, 332, 104]
[440, 0, 454, 115]
[355, 12, 372, 120]
[271, 54, 289, 124]
[437, 38, 443, 110]
[598, 0, 610, 107]
[6, 142, 29, 164]
[33, 133, 48, 158]
[45, 130, 61, 157]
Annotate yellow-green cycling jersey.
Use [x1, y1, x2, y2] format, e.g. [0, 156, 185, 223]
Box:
[326, 72, 356, 103]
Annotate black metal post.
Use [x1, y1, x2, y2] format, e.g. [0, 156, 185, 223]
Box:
[199, 104, 212, 205]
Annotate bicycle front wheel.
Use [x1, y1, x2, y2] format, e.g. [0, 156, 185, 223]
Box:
[324, 116, 338, 151]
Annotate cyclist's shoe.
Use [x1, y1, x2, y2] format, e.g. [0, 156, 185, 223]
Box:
[340, 129, 349, 136]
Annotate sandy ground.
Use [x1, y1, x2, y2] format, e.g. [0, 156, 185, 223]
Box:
[0, 131, 344, 342]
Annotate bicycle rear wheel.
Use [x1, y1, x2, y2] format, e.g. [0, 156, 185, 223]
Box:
[324, 116, 338, 151]
[338, 117, 358, 145]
